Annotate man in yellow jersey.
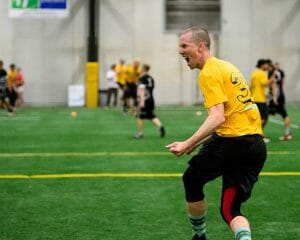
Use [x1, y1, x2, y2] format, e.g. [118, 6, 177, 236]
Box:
[250, 59, 276, 142]
[6, 63, 18, 108]
[250, 59, 276, 127]
[125, 59, 141, 112]
[115, 59, 127, 111]
[166, 27, 266, 240]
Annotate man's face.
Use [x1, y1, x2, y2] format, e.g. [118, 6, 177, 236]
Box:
[179, 32, 200, 69]
[262, 63, 268, 71]
[133, 61, 140, 68]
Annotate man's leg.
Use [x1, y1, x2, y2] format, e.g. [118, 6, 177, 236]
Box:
[276, 104, 292, 140]
[106, 89, 112, 107]
[183, 169, 210, 240]
[230, 216, 251, 240]
[134, 118, 144, 138]
[182, 136, 223, 240]
[187, 200, 207, 240]
[221, 186, 251, 240]
[151, 117, 165, 137]
[113, 88, 118, 106]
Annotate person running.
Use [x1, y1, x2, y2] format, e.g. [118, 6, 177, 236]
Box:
[134, 64, 165, 139]
[166, 27, 266, 240]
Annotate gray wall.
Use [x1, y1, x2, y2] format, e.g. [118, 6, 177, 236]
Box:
[0, 0, 299, 106]
[0, 0, 87, 106]
[221, 0, 300, 103]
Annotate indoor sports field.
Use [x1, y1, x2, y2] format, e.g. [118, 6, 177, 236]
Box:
[0, 105, 299, 240]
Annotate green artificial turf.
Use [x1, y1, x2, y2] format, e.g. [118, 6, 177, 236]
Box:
[0, 105, 299, 239]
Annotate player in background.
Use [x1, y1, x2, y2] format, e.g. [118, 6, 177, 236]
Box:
[250, 59, 276, 143]
[125, 59, 141, 113]
[0, 60, 14, 115]
[15, 67, 25, 107]
[268, 61, 292, 140]
[115, 59, 127, 111]
[6, 63, 18, 110]
[106, 64, 119, 107]
[134, 64, 165, 139]
[166, 27, 266, 240]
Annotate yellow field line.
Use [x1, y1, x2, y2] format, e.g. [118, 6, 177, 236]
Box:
[0, 172, 299, 179]
[260, 172, 300, 176]
[0, 151, 296, 158]
[0, 152, 171, 157]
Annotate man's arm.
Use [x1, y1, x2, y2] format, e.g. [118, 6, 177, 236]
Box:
[137, 85, 145, 108]
[166, 103, 225, 156]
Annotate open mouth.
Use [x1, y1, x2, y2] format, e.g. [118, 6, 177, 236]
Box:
[184, 56, 190, 64]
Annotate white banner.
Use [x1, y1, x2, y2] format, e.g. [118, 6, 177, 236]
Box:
[9, 0, 69, 18]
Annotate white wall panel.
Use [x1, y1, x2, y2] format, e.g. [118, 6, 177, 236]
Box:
[0, 0, 299, 105]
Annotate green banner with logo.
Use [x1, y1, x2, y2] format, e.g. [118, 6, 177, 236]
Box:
[9, 0, 68, 18]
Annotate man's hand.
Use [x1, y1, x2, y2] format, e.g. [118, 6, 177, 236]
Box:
[165, 141, 191, 157]
[166, 104, 224, 157]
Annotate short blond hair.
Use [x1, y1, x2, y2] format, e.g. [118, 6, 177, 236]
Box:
[182, 26, 211, 49]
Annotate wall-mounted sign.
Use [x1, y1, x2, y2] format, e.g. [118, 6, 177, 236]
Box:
[9, 0, 68, 18]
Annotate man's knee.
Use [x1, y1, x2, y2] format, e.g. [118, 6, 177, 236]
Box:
[182, 170, 205, 202]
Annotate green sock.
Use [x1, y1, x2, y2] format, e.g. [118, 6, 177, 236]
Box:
[235, 228, 251, 240]
[285, 127, 291, 135]
[189, 213, 206, 238]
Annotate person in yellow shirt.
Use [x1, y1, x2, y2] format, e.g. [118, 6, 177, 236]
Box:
[166, 27, 266, 240]
[6, 63, 18, 108]
[124, 59, 141, 112]
[115, 59, 127, 87]
[250, 59, 275, 128]
[115, 59, 127, 111]
[250, 59, 276, 143]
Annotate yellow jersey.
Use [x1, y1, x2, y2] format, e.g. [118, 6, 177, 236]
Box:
[7, 70, 17, 89]
[115, 64, 127, 85]
[126, 65, 141, 84]
[198, 57, 263, 137]
[250, 69, 269, 103]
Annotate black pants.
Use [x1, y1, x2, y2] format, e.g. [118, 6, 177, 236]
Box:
[106, 88, 118, 107]
[183, 134, 267, 224]
[183, 134, 266, 202]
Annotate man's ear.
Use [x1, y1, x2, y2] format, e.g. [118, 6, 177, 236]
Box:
[197, 42, 204, 53]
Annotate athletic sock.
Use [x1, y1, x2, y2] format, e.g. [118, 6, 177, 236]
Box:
[234, 228, 251, 240]
[285, 127, 291, 135]
[189, 213, 206, 239]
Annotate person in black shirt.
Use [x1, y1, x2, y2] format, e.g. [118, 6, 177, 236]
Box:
[268, 61, 292, 140]
[134, 64, 165, 138]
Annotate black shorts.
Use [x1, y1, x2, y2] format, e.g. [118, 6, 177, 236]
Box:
[137, 100, 156, 119]
[255, 102, 269, 121]
[183, 133, 266, 202]
[268, 96, 288, 118]
[0, 88, 5, 100]
[125, 83, 137, 98]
